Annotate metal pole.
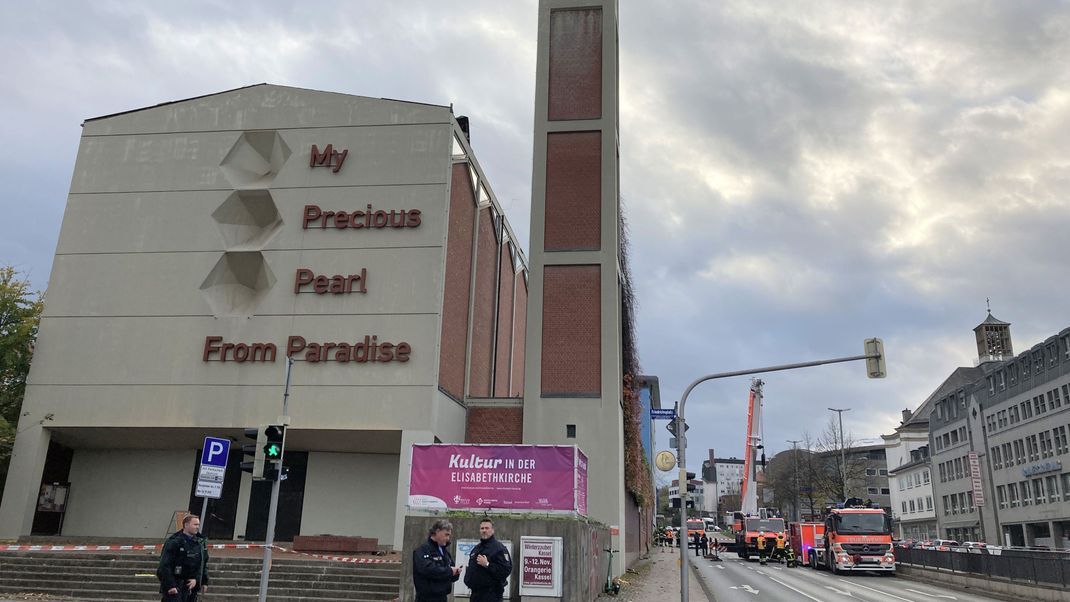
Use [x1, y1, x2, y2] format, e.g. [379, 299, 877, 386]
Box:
[258, 356, 294, 602]
[198, 497, 208, 534]
[787, 440, 802, 522]
[675, 350, 879, 601]
[676, 409, 688, 602]
[828, 408, 850, 499]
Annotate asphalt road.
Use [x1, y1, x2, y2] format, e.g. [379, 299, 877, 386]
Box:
[690, 553, 1007, 602]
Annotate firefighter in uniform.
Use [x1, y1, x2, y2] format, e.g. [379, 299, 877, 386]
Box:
[413, 519, 462, 602]
[774, 533, 787, 563]
[464, 518, 513, 602]
[756, 531, 768, 565]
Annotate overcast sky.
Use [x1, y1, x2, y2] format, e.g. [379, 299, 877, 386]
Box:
[2, 1, 1068, 468]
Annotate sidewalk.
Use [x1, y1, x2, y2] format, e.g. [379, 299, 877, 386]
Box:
[598, 547, 709, 601]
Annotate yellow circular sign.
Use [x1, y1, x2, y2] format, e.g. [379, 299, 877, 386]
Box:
[655, 450, 677, 472]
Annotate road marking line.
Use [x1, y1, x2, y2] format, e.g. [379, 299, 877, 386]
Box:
[905, 588, 956, 599]
[766, 575, 824, 602]
[838, 578, 916, 602]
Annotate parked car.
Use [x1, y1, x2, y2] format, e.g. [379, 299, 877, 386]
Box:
[931, 539, 959, 551]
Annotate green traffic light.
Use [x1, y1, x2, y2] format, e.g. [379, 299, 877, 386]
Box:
[264, 443, 282, 458]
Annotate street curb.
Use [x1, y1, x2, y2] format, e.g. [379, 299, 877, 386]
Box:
[690, 555, 717, 602]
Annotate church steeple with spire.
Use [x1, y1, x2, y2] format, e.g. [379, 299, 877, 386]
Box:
[974, 299, 1012, 364]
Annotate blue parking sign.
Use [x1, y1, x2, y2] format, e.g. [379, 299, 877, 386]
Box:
[201, 437, 231, 468]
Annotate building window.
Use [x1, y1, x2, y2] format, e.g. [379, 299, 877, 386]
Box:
[1033, 479, 1045, 505]
[879, 469, 888, 476]
[1063, 334, 1070, 361]
[1009, 364, 1018, 386]
[987, 376, 995, 395]
[1046, 475, 1059, 503]
[941, 496, 948, 515]
[1054, 426, 1068, 455]
[1040, 431, 1054, 459]
[1035, 394, 1046, 415]
[1020, 481, 1032, 506]
[939, 464, 946, 482]
[923, 470, 930, 484]
[914, 472, 921, 486]
[869, 487, 880, 495]
[899, 476, 905, 491]
[967, 491, 974, 512]
[997, 370, 1006, 391]
[1034, 351, 1044, 375]
[1052, 387, 1063, 410]
[902, 501, 908, 514]
[1062, 473, 1070, 502]
[1028, 435, 1040, 462]
[954, 457, 963, 479]
[1021, 401, 1032, 419]
[1010, 405, 1020, 424]
[866, 468, 877, 477]
[1047, 343, 1058, 368]
[1003, 442, 1013, 465]
[997, 485, 1007, 509]
[881, 487, 890, 495]
[1022, 359, 1031, 380]
[1008, 482, 1019, 507]
[926, 495, 933, 510]
[991, 446, 1002, 469]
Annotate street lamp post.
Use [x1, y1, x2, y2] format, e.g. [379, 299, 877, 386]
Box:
[828, 408, 851, 500]
[787, 439, 802, 522]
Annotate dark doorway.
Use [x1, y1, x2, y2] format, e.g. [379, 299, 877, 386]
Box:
[31, 440, 74, 535]
[187, 448, 242, 540]
[244, 451, 307, 542]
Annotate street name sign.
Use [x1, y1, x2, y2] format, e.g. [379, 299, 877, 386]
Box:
[650, 408, 676, 420]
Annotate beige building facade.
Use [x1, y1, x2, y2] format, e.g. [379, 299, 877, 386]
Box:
[0, 85, 530, 549]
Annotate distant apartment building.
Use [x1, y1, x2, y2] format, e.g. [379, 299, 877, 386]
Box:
[818, 442, 891, 509]
[884, 404, 937, 540]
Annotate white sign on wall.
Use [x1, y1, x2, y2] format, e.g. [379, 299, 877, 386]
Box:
[519, 536, 563, 598]
[453, 539, 513, 598]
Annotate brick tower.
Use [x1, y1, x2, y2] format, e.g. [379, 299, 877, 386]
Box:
[524, 0, 626, 572]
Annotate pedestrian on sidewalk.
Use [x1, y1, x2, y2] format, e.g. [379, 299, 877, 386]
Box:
[157, 514, 209, 602]
[699, 533, 709, 557]
[464, 518, 513, 602]
[413, 519, 462, 602]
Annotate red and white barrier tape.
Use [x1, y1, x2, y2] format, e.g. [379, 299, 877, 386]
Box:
[0, 542, 399, 564]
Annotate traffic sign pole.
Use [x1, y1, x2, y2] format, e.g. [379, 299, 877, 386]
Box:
[258, 356, 294, 602]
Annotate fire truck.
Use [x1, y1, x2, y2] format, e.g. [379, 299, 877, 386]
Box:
[735, 515, 787, 559]
[809, 499, 896, 573]
[788, 521, 824, 567]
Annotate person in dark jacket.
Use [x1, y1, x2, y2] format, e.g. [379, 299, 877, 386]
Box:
[413, 519, 462, 602]
[464, 518, 513, 602]
[157, 514, 209, 601]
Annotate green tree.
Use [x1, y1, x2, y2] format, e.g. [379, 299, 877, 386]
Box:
[0, 266, 44, 496]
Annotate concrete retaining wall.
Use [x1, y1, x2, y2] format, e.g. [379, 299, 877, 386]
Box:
[399, 515, 610, 601]
[897, 564, 1070, 602]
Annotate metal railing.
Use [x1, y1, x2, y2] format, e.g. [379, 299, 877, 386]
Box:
[894, 546, 1070, 588]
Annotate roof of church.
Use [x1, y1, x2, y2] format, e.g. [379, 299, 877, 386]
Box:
[976, 310, 1010, 328]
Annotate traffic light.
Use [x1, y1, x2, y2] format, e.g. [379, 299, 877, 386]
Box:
[241, 425, 267, 479]
[865, 338, 886, 378]
[262, 425, 286, 481]
[263, 464, 290, 482]
[263, 425, 285, 460]
[686, 472, 697, 493]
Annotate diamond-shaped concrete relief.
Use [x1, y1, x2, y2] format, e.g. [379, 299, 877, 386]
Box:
[199, 252, 276, 317]
[220, 130, 291, 188]
[211, 190, 283, 250]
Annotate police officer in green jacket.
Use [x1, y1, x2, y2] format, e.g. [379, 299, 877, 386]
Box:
[157, 514, 209, 601]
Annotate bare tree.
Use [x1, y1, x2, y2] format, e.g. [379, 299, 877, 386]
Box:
[815, 417, 869, 503]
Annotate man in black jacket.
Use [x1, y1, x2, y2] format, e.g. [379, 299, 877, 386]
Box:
[413, 519, 462, 602]
[157, 514, 209, 601]
[464, 518, 513, 602]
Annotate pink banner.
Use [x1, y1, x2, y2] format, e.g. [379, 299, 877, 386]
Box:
[575, 450, 588, 516]
[408, 444, 586, 513]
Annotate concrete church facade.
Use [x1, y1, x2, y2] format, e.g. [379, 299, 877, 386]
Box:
[1, 0, 635, 562]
